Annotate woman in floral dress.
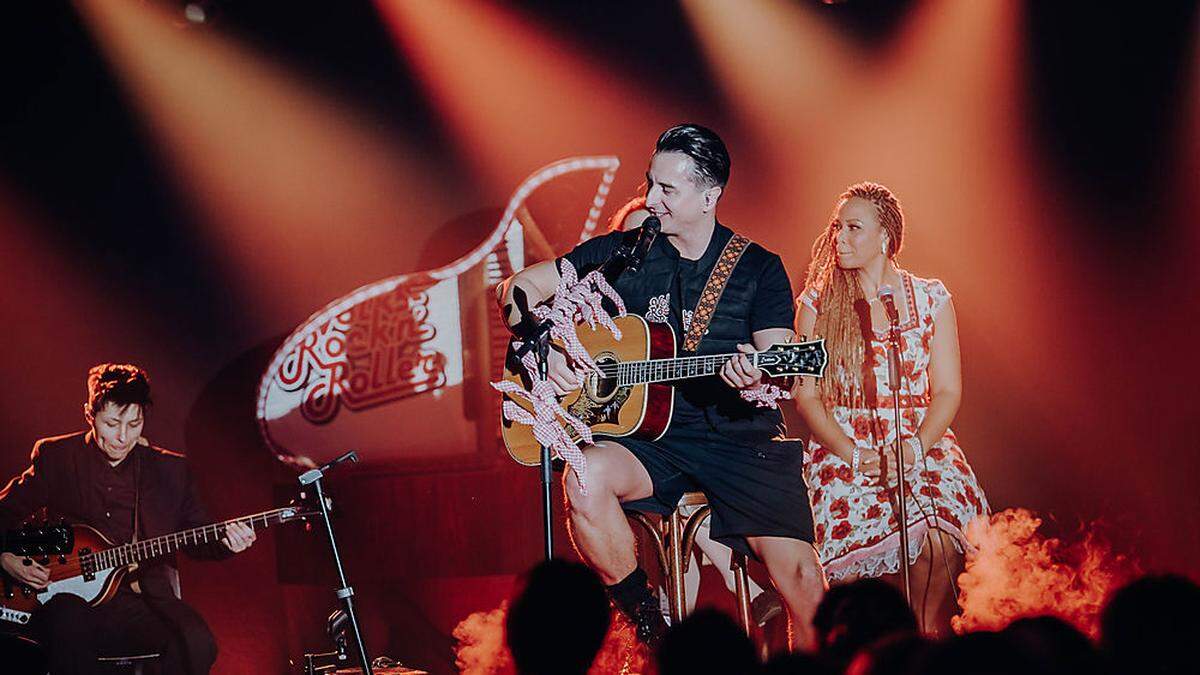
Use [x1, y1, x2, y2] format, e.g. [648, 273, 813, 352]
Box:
[793, 182, 989, 634]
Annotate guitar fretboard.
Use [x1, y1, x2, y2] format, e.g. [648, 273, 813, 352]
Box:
[82, 508, 298, 572]
[600, 352, 760, 386]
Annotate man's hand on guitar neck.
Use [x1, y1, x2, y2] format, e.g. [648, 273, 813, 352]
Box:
[720, 343, 764, 390]
[1, 551, 49, 589]
[222, 521, 257, 553]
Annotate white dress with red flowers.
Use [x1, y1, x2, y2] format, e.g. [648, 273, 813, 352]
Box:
[800, 272, 989, 581]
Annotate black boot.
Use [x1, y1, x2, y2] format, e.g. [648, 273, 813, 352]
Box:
[607, 568, 668, 648]
[629, 593, 669, 648]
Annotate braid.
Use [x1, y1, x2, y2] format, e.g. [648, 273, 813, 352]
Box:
[803, 182, 905, 408]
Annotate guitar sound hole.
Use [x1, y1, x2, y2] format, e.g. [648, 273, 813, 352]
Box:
[590, 353, 620, 401]
[593, 376, 617, 399]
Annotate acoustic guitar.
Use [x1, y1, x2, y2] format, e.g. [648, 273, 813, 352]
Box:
[500, 314, 828, 465]
[0, 505, 314, 627]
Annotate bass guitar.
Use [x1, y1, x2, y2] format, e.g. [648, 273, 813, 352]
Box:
[0, 505, 314, 626]
[501, 314, 828, 465]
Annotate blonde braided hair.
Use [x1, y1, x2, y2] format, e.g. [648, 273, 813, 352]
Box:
[804, 182, 905, 407]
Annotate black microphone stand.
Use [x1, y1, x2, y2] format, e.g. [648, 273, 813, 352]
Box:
[510, 219, 659, 561]
[299, 451, 372, 675]
[884, 309, 913, 607]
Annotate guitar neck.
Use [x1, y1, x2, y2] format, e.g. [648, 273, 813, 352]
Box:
[91, 508, 295, 571]
[609, 352, 758, 386]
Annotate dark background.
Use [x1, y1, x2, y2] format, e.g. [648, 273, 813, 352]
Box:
[1, 1, 1197, 672]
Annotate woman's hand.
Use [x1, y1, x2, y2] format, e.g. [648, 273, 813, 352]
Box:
[720, 343, 763, 390]
[857, 442, 917, 482]
[1, 551, 49, 589]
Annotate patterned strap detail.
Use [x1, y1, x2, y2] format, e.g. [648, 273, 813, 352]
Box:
[683, 234, 751, 352]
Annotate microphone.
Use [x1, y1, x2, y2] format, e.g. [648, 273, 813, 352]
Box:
[626, 216, 660, 273]
[298, 450, 359, 485]
[878, 285, 900, 326]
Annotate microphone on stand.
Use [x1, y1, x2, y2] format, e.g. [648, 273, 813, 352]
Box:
[596, 215, 659, 288]
[878, 285, 900, 325]
[624, 216, 660, 275]
[878, 282, 912, 607]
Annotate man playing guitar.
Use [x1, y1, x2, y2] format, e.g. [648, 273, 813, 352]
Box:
[0, 363, 255, 674]
[496, 124, 825, 647]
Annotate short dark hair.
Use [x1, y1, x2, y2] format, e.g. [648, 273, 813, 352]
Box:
[86, 363, 152, 416]
[654, 123, 730, 189]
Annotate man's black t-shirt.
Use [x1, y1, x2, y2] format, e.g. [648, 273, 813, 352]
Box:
[561, 223, 794, 438]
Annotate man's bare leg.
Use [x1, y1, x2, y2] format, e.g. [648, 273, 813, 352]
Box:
[563, 440, 668, 645]
[747, 536, 827, 651]
[563, 441, 654, 583]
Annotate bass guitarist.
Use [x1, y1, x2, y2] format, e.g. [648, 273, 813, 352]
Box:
[0, 363, 255, 674]
[495, 124, 825, 648]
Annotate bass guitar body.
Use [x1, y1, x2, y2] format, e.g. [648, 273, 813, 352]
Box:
[1, 523, 124, 626]
[501, 315, 676, 465]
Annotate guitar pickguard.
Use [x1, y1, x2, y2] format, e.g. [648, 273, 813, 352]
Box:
[565, 351, 632, 429]
[566, 384, 631, 428]
[40, 569, 115, 606]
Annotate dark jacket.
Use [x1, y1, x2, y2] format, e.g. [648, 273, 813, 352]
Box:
[0, 431, 230, 599]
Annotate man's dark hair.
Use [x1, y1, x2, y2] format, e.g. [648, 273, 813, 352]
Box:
[655, 123, 730, 189]
[86, 363, 152, 416]
[505, 559, 610, 675]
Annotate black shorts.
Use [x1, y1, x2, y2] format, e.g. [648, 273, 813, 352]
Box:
[609, 425, 815, 559]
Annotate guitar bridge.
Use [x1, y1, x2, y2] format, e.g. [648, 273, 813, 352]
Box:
[79, 547, 96, 582]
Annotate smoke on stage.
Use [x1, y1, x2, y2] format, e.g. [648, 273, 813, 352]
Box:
[954, 508, 1138, 637]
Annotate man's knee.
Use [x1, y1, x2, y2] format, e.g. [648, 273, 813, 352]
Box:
[760, 541, 825, 592]
[564, 449, 617, 515]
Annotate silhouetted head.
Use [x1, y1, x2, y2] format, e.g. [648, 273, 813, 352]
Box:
[812, 578, 918, 670]
[919, 631, 1038, 675]
[761, 649, 836, 675]
[844, 632, 934, 675]
[1101, 573, 1200, 675]
[1002, 615, 1102, 675]
[657, 608, 757, 675]
[505, 559, 610, 675]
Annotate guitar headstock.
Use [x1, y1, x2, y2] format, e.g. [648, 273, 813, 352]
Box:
[3, 522, 74, 557]
[289, 490, 335, 523]
[757, 338, 829, 378]
[281, 499, 323, 523]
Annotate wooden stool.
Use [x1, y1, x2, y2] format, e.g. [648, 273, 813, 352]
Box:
[625, 491, 754, 633]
